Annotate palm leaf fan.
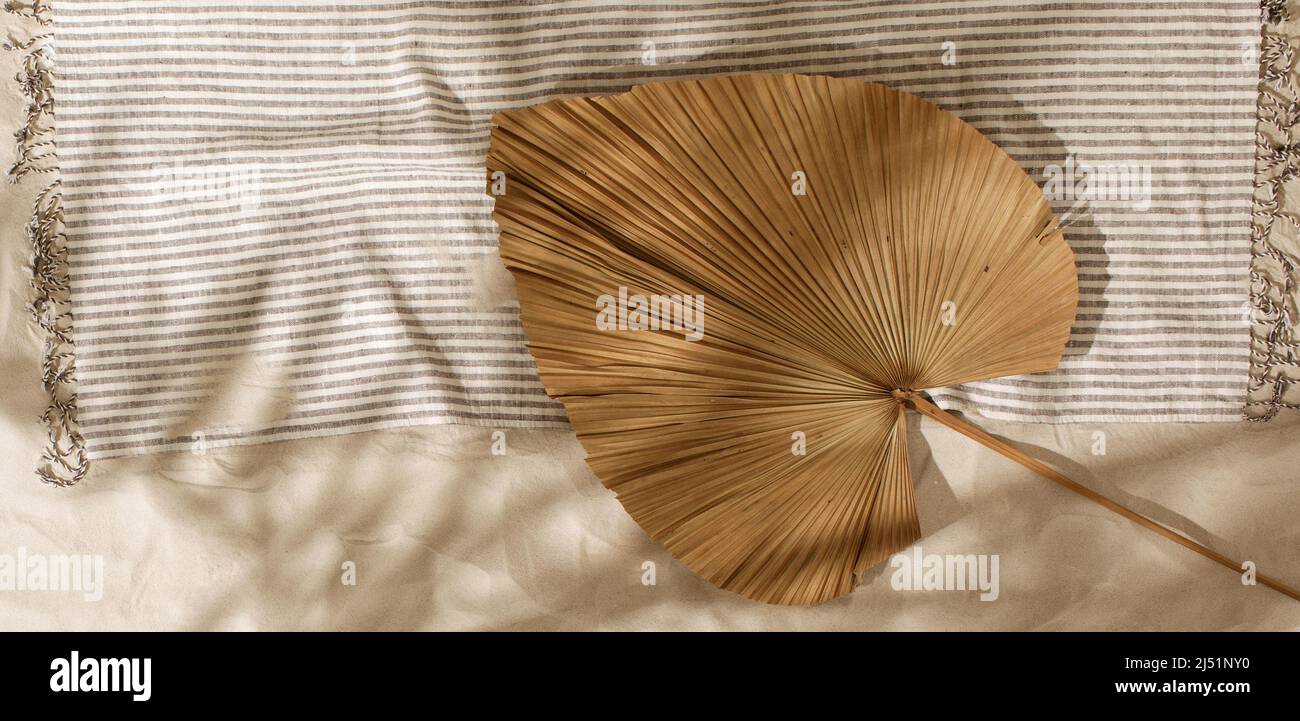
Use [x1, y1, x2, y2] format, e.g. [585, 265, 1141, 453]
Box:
[487, 73, 1299, 606]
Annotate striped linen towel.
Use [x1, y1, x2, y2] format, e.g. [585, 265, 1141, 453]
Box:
[44, 0, 1262, 464]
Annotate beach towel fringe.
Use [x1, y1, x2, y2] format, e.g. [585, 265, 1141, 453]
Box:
[3, 1, 50, 25]
[1265, 0, 1291, 24]
[6, 3, 88, 484]
[27, 181, 88, 487]
[1248, 2, 1300, 421]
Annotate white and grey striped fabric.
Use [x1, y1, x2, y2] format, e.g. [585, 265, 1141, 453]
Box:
[54, 0, 1261, 458]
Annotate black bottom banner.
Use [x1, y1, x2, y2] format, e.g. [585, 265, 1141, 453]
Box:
[0, 631, 1290, 709]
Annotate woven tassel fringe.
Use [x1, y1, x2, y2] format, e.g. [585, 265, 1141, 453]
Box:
[6, 2, 88, 485]
[1248, 1, 1300, 421]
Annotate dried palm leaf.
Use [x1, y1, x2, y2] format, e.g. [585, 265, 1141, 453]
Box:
[488, 73, 1298, 605]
